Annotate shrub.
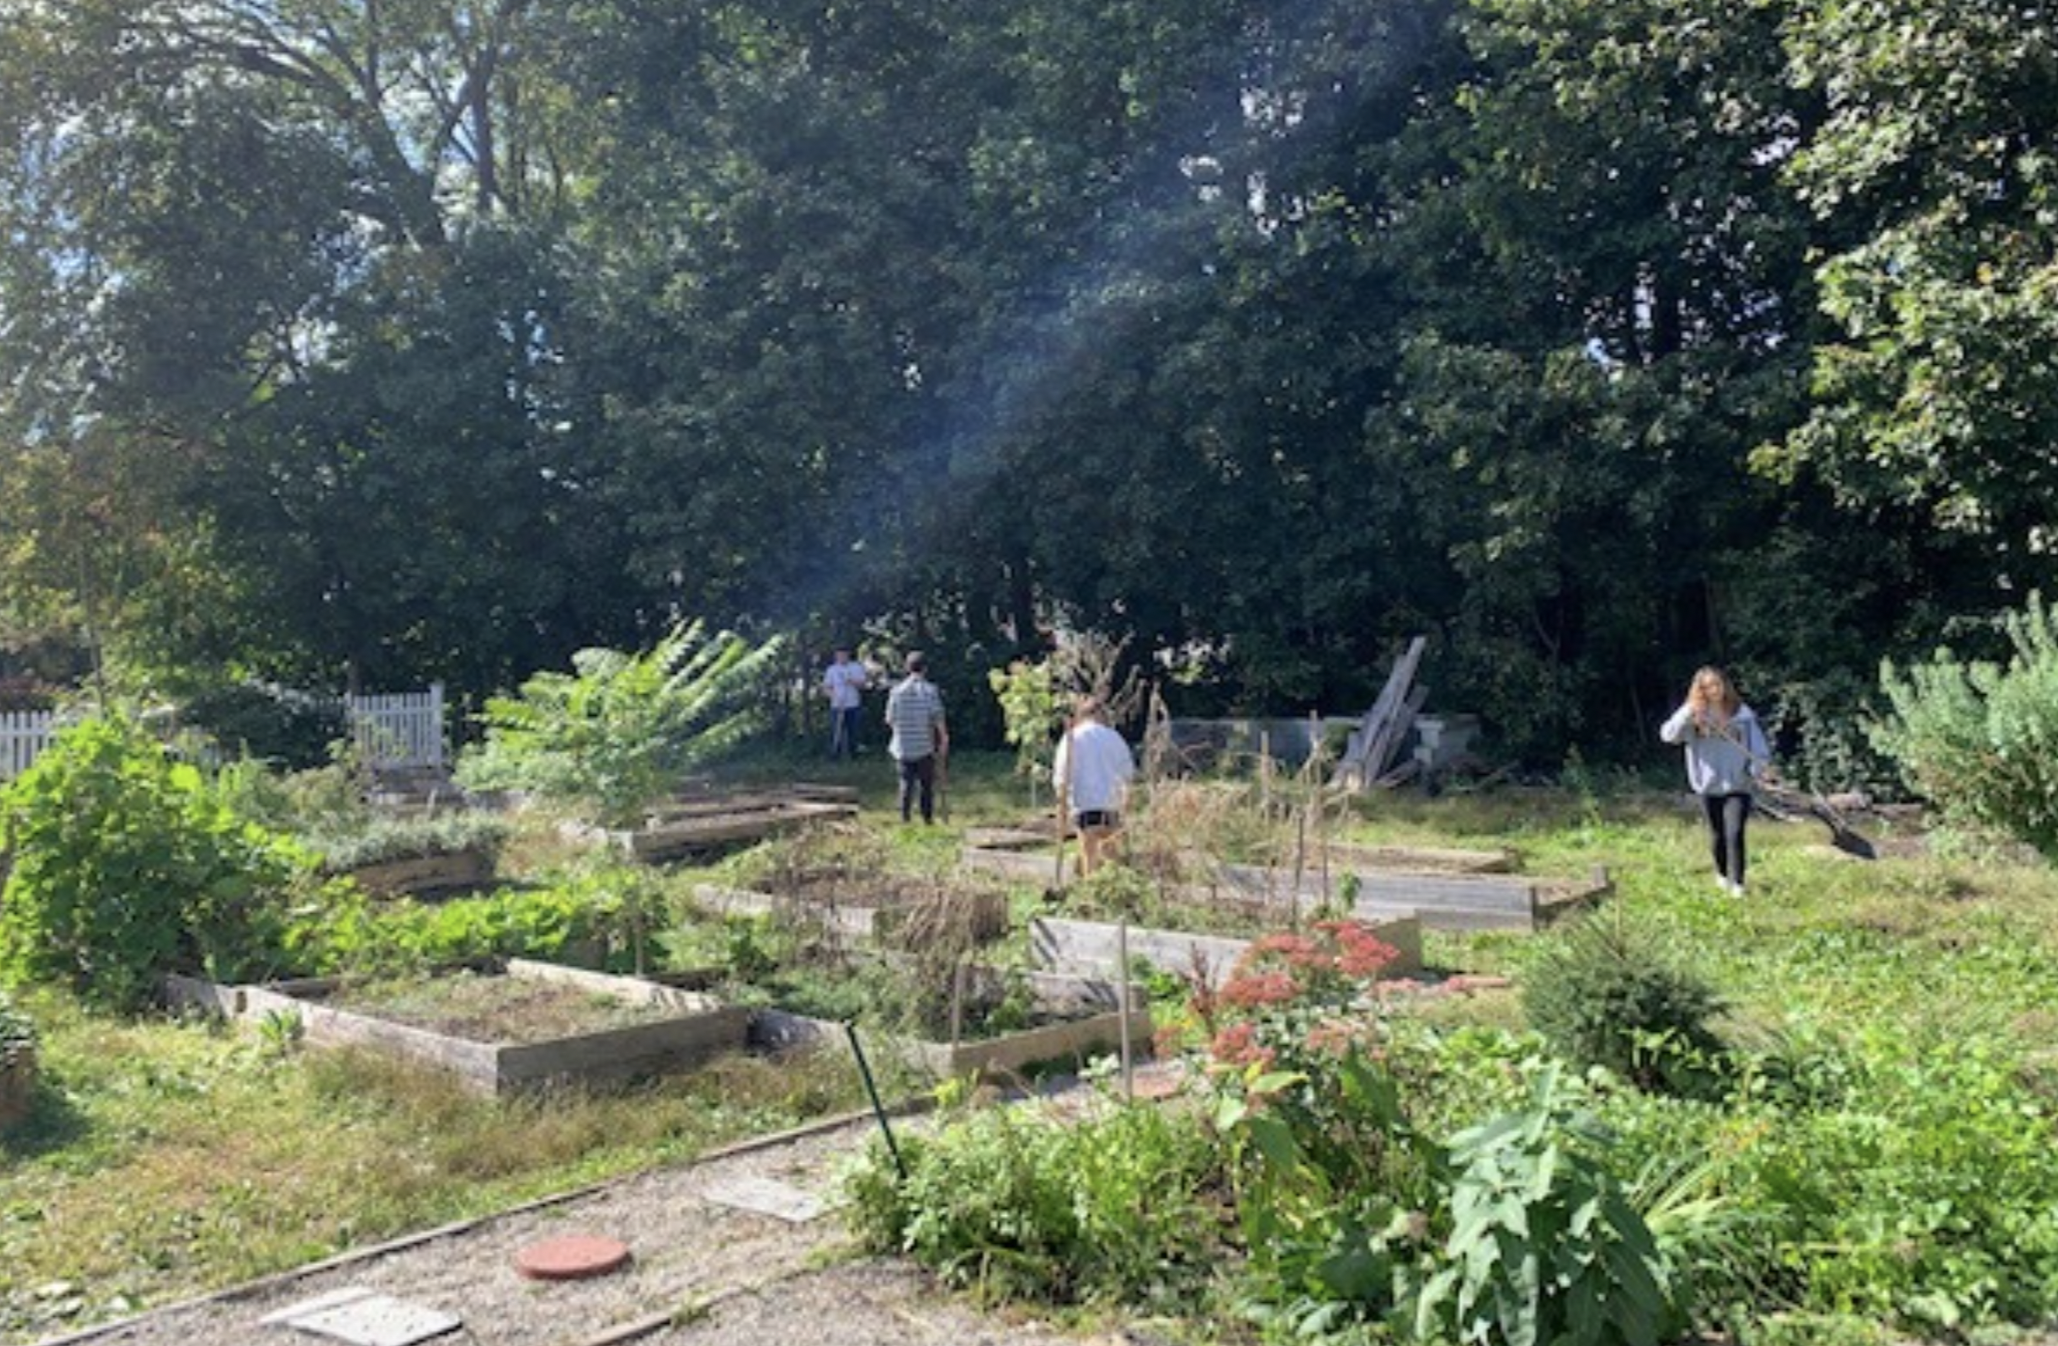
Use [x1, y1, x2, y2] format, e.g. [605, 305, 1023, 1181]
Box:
[0, 715, 315, 1009]
[292, 879, 647, 978]
[844, 1097, 1224, 1309]
[456, 621, 781, 826]
[307, 814, 510, 872]
[180, 683, 347, 770]
[1410, 1065, 1688, 1346]
[1521, 913, 1729, 1097]
[1872, 593, 2058, 858]
[1735, 1035, 2058, 1333]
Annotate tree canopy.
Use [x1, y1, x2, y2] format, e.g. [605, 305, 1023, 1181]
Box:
[1, 0, 2048, 768]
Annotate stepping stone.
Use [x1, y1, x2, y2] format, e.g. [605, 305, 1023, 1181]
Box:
[700, 1174, 827, 1223]
[260, 1287, 461, 1346]
[514, 1234, 633, 1281]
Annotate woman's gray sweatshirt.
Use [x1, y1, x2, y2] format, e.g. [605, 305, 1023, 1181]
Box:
[1659, 703, 1770, 796]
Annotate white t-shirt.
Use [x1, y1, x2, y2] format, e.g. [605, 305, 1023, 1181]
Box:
[824, 659, 867, 710]
[1053, 721, 1135, 814]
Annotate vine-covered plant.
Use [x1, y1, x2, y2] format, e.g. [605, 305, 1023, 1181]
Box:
[456, 621, 782, 827]
[0, 715, 317, 1010]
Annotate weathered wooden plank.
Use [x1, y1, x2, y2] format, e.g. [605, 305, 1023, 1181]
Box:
[1031, 912, 1425, 987]
[691, 883, 890, 941]
[959, 844, 1063, 883]
[1319, 841, 1516, 873]
[1334, 636, 1427, 789]
[742, 973, 1151, 1082]
[340, 848, 494, 896]
[962, 845, 1547, 929]
[495, 1009, 751, 1088]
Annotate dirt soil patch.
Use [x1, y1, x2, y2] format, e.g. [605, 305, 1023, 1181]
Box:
[35, 1074, 1180, 1346]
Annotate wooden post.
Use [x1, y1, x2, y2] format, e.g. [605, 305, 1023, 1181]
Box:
[1117, 920, 1133, 1102]
[1259, 730, 1272, 817]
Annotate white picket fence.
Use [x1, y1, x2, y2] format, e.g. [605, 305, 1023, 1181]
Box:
[0, 711, 59, 780]
[345, 684, 446, 772]
[0, 684, 446, 780]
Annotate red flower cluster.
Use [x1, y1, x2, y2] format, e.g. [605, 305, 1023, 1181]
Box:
[1225, 919, 1399, 996]
[1209, 1021, 1276, 1069]
[1187, 920, 1404, 1074]
[1219, 969, 1300, 1009]
[1315, 919, 1399, 980]
[1303, 1016, 1375, 1057]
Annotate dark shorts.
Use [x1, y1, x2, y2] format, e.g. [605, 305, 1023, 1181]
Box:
[1075, 809, 1120, 829]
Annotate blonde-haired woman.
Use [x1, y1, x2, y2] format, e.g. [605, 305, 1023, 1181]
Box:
[1660, 667, 1771, 896]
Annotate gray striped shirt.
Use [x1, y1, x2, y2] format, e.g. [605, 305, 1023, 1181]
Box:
[885, 676, 946, 761]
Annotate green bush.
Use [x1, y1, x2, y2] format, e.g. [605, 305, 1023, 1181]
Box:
[211, 758, 508, 870]
[1410, 1066, 1688, 1346]
[0, 716, 315, 1010]
[1734, 1036, 2058, 1333]
[292, 879, 646, 978]
[180, 683, 347, 770]
[1521, 914, 1729, 1097]
[1872, 593, 2058, 858]
[456, 621, 781, 826]
[845, 1098, 1224, 1308]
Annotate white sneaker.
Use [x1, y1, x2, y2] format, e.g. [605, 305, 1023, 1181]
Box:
[1727, 879, 1746, 897]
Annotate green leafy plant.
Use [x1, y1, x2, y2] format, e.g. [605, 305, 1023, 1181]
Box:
[178, 682, 347, 771]
[1196, 921, 1432, 1336]
[845, 1097, 1224, 1308]
[987, 658, 1061, 797]
[456, 621, 782, 827]
[290, 874, 650, 979]
[1521, 913, 1730, 1097]
[1872, 593, 2058, 858]
[307, 813, 510, 872]
[0, 715, 316, 1010]
[1410, 1064, 1686, 1346]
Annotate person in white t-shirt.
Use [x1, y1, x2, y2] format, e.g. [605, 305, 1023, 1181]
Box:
[1052, 695, 1135, 877]
[822, 647, 869, 758]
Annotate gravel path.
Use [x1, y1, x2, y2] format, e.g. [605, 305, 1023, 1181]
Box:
[29, 1089, 1139, 1346]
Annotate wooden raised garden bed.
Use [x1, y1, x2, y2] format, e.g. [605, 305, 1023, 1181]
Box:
[566, 792, 859, 862]
[338, 847, 496, 897]
[165, 959, 750, 1096]
[751, 968, 1152, 1082]
[690, 880, 1009, 945]
[1029, 911, 1425, 989]
[961, 841, 1607, 932]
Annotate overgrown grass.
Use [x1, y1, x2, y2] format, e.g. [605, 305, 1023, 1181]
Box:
[10, 751, 2058, 1346]
[0, 990, 867, 1342]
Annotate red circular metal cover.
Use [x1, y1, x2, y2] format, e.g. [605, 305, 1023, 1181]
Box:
[514, 1234, 633, 1281]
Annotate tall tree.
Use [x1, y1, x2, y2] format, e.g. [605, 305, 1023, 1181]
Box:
[1772, 0, 2058, 591]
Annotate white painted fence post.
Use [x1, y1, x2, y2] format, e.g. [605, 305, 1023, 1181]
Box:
[0, 711, 58, 780]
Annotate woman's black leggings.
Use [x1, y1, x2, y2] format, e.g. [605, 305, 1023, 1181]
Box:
[1701, 792, 1752, 885]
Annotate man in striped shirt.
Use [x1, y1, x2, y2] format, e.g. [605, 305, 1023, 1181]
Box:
[885, 651, 949, 823]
